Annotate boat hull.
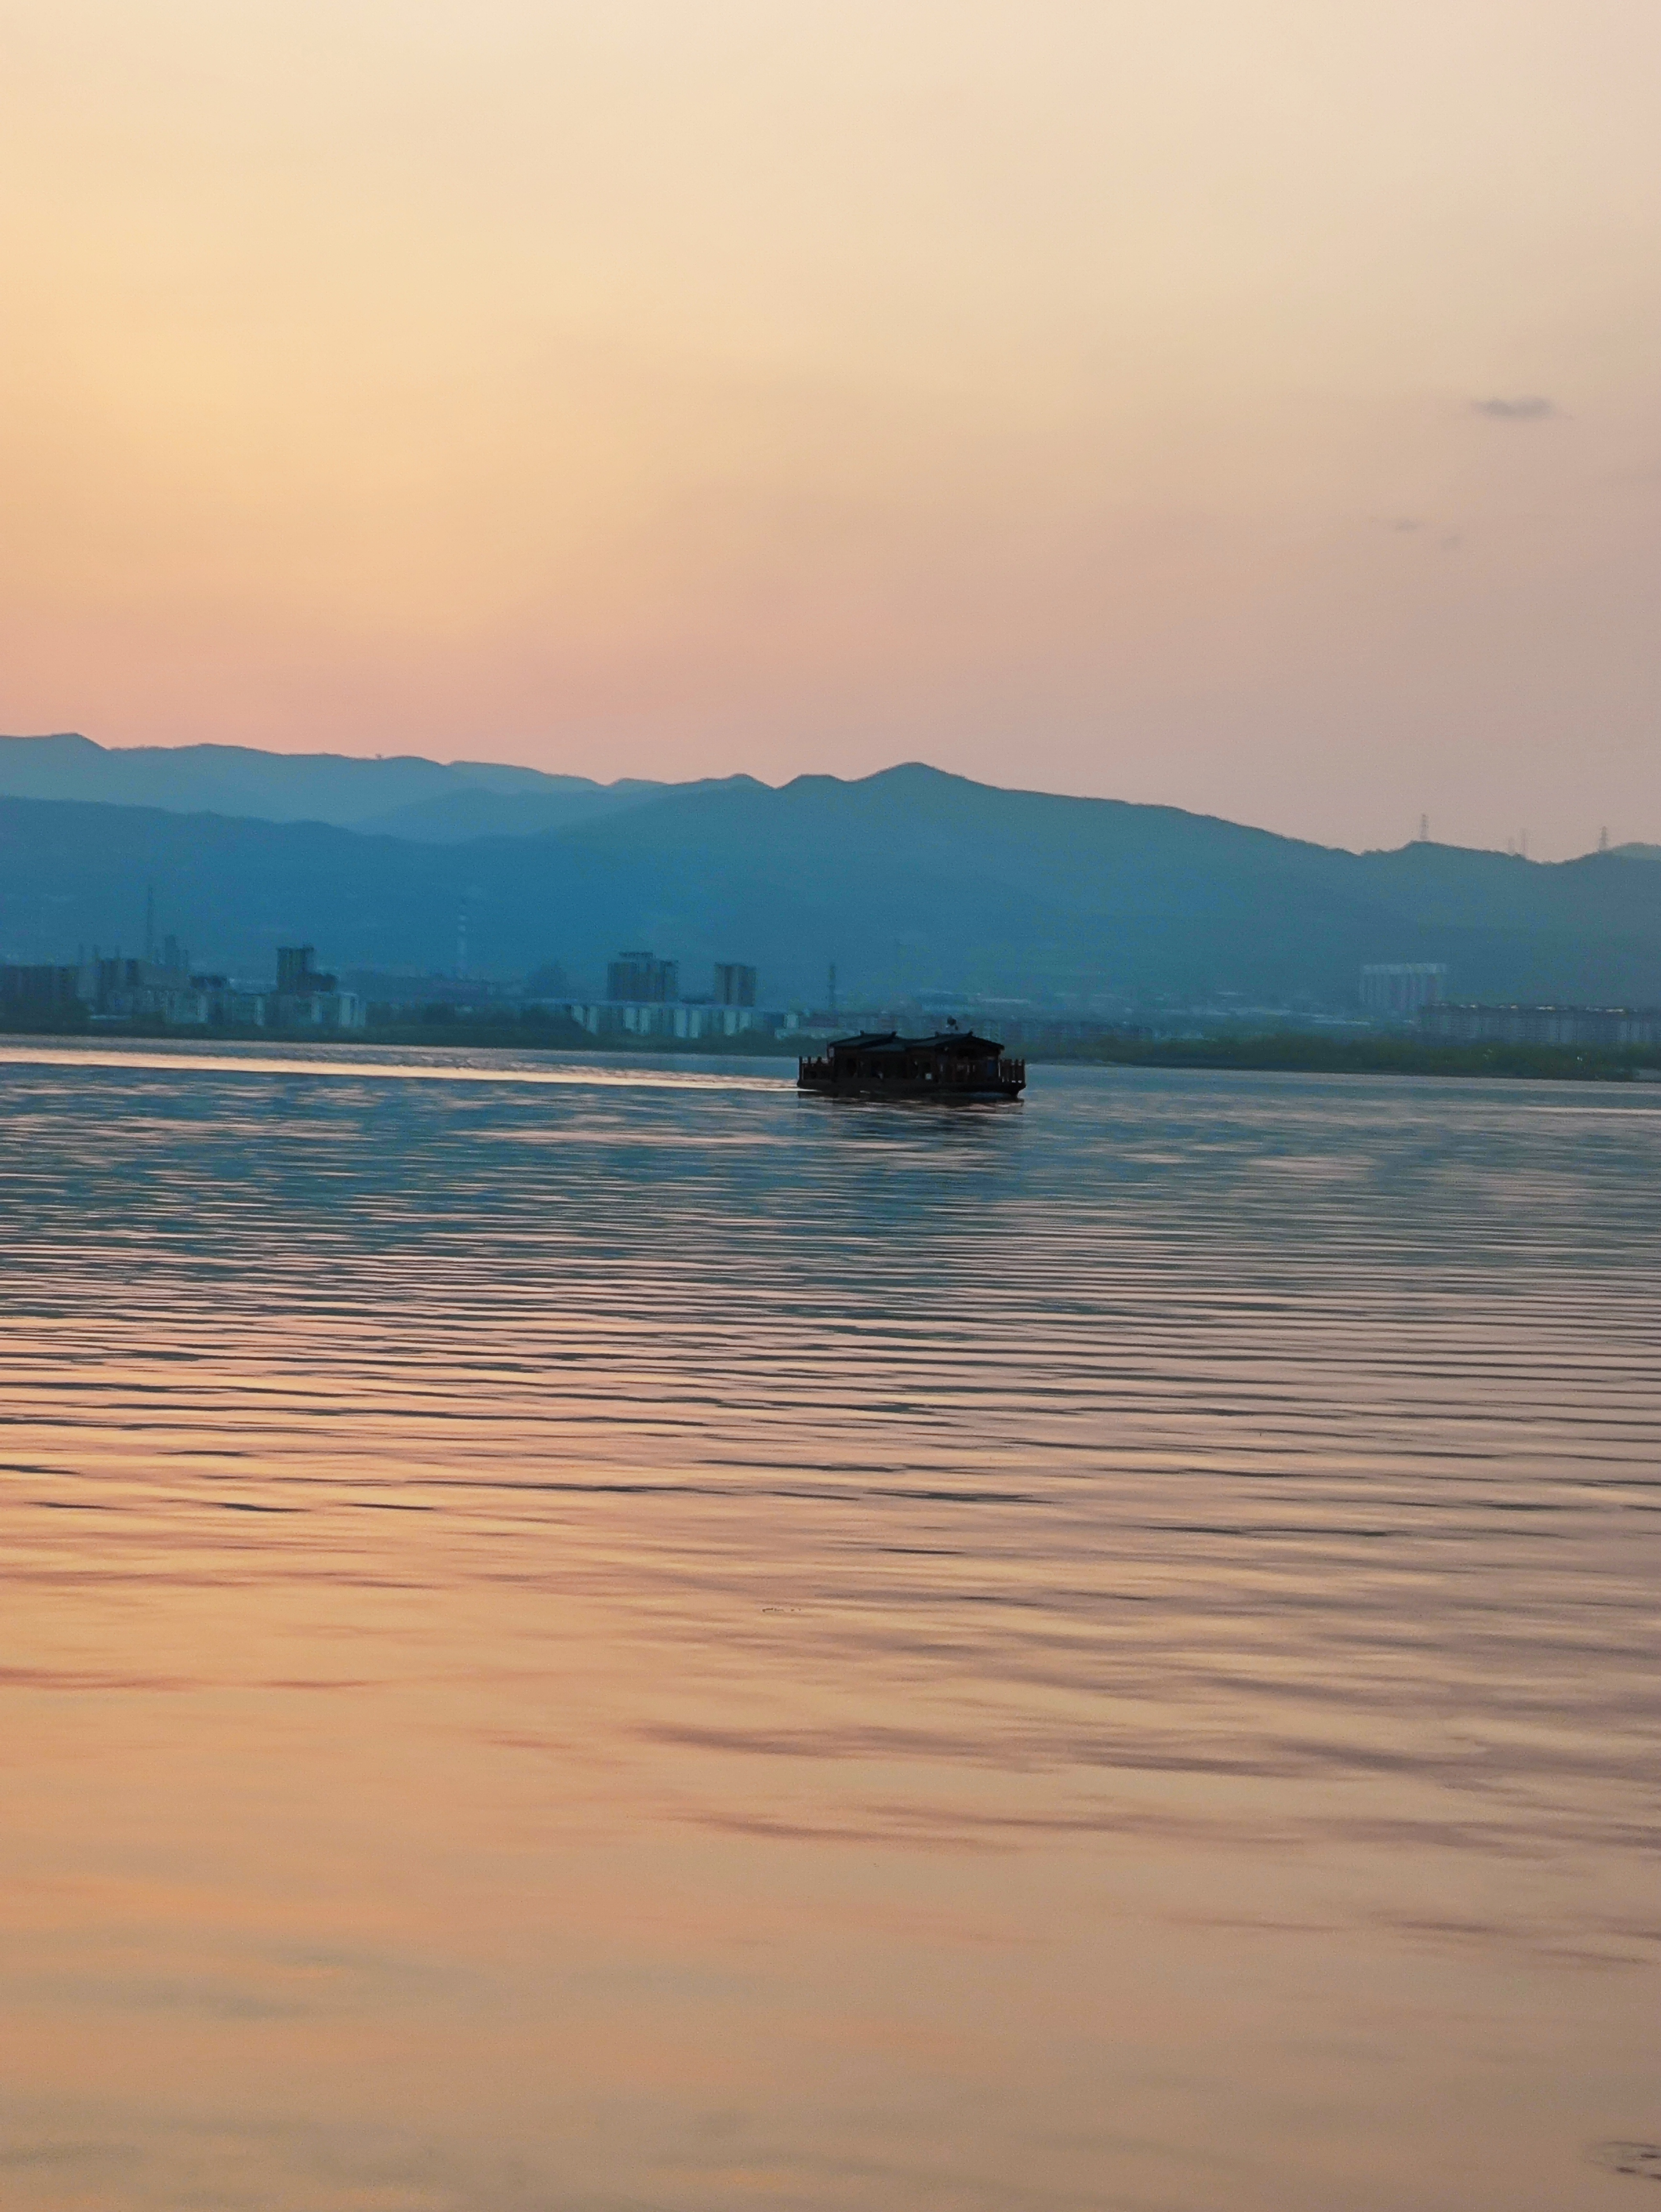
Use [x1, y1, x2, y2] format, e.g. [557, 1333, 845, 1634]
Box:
[797, 1074, 1024, 1101]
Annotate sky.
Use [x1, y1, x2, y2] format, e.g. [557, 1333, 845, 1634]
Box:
[1, 0, 1657, 857]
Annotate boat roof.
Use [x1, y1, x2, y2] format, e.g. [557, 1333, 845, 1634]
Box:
[827, 1029, 1004, 1055]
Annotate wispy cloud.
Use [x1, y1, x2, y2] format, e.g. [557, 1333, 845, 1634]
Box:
[1471, 395, 1560, 420]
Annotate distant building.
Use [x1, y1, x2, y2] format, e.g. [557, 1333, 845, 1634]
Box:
[607, 950, 678, 1003]
[1422, 1003, 1661, 1049]
[84, 956, 209, 1025]
[193, 977, 270, 1027]
[270, 944, 364, 1031]
[0, 964, 83, 1022]
[345, 970, 505, 1010]
[713, 962, 758, 1007]
[552, 1000, 784, 1041]
[5, 952, 273, 1030]
[277, 945, 336, 995]
[1361, 962, 1447, 1017]
[269, 992, 366, 1032]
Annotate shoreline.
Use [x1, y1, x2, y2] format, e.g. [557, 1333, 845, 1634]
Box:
[1, 1021, 1657, 1084]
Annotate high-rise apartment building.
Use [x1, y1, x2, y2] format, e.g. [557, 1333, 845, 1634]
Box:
[277, 946, 338, 995]
[607, 951, 678, 1003]
[1360, 962, 1447, 1016]
[713, 963, 757, 1007]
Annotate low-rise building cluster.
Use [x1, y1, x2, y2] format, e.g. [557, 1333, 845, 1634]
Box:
[1361, 962, 1447, 1016]
[550, 1000, 786, 1041]
[0, 944, 365, 1031]
[1421, 1002, 1661, 1048]
[0, 941, 776, 1040]
[537, 951, 783, 1039]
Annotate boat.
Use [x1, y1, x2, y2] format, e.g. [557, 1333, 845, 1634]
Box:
[797, 1025, 1026, 1101]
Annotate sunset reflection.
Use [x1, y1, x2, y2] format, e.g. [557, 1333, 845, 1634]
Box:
[2, 1052, 1658, 2210]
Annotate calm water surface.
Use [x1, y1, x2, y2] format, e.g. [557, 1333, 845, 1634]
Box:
[1, 1044, 1657, 2212]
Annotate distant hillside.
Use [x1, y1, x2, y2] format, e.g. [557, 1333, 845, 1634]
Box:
[0, 730, 745, 837]
[0, 763, 1655, 1006]
[354, 774, 759, 842]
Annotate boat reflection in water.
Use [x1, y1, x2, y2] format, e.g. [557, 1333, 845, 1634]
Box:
[798, 1023, 1026, 1100]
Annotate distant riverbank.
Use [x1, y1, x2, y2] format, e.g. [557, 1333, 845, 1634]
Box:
[1037, 1031, 1661, 1082]
[3, 1013, 1659, 1083]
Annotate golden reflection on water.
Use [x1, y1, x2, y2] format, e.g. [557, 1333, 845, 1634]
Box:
[0, 1049, 1658, 2211]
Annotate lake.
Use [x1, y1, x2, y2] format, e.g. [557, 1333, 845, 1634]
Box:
[1, 1043, 1657, 2212]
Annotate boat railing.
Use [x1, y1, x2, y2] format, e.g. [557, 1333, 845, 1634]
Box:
[799, 1053, 1026, 1086]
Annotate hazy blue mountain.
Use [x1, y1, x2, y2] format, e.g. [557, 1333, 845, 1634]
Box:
[0, 730, 729, 833]
[0, 762, 1655, 1007]
[354, 775, 763, 842]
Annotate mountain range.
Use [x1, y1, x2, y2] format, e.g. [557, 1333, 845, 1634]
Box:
[0, 731, 753, 840]
[1, 733, 1656, 1007]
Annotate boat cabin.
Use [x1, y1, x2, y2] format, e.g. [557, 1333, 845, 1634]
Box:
[798, 1027, 1025, 1099]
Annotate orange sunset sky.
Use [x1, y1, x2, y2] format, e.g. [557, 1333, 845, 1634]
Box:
[2, 0, 1657, 855]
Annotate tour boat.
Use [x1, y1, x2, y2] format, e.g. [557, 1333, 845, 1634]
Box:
[797, 1027, 1025, 1101]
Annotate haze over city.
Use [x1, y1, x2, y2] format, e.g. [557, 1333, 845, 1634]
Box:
[4, 1, 1659, 858]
